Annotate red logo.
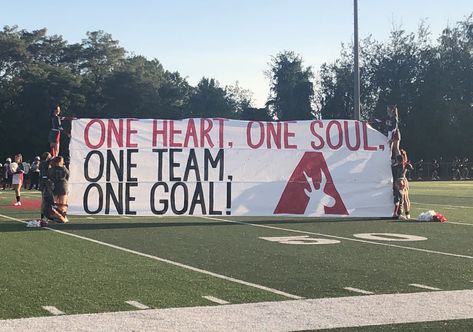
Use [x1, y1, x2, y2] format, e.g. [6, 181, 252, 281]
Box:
[274, 152, 348, 215]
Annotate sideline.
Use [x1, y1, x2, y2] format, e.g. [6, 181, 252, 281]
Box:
[0, 213, 302, 300]
[200, 216, 473, 259]
[1, 290, 472, 331]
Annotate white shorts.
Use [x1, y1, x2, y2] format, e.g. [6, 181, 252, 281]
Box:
[12, 174, 23, 185]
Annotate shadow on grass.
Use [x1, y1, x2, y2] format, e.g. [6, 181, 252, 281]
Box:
[1, 216, 394, 232]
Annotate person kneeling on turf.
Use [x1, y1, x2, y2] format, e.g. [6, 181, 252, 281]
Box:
[47, 156, 69, 222]
[41, 180, 67, 224]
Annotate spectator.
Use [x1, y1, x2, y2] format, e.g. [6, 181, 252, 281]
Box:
[2, 157, 11, 190]
[415, 159, 424, 180]
[432, 159, 440, 180]
[11, 154, 25, 206]
[29, 156, 41, 190]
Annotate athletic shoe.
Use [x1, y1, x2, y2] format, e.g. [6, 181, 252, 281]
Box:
[398, 215, 408, 221]
[406, 214, 411, 220]
[13, 201, 21, 206]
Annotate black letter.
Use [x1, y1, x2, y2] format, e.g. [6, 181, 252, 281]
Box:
[105, 183, 123, 214]
[84, 151, 104, 182]
[189, 182, 206, 215]
[127, 149, 139, 181]
[152, 149, 167, 181]
[106, 150, 124, 181]
[83, 183, 103, 214]
[125, 182, 137, 215]
[204, 149, 224, 181]
[169, 148, 182, 181]
[150, 182, 169, 215]
[170, 182, 188, 215]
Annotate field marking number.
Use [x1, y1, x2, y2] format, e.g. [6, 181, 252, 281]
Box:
[259, 236, 341, 245]
[353, 233, 427, 242]
[260, 233, 427, 245]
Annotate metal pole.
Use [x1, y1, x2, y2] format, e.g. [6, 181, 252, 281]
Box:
[354, 0, 361, 121]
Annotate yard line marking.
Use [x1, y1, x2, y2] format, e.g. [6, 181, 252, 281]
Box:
[343, 287, 374, 295]
[202, 296, 230, 305]
[0, 214, 302, 300]
[412, 202, 473, 209]
[42, 306, 64, 315]
[125, 301, 150, 310]
[3, 290, 473, 331]
[446, 221, 473, 226]
[200, 216, 473, 260]
[409, 284, 442, 291]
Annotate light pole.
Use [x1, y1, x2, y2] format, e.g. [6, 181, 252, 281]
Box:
[354, 0, 361, 121]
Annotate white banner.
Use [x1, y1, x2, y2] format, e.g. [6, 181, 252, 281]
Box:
[68, 118, 393, 217]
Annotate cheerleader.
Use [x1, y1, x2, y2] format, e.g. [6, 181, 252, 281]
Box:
[11, 154, 24, 206]
[48, 105, 64, 157]
[49, 105, 75, 157]
[47, 156, 70, 222]
[385, 105, 400, 161]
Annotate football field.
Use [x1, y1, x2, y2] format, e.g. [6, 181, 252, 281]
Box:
[0, 181, 472, 331]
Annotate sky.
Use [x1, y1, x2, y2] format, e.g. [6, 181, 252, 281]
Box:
[1, 0, 472, 107]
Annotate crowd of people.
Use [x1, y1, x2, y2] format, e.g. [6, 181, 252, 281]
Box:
[410, 157, 471, 181]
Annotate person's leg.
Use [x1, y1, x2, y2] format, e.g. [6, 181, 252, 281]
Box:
[13, 184, 21, 206]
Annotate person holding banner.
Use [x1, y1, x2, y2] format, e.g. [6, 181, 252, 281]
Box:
[400, 149, 414, 219]
[47, 156, 70, 222]
[385, 105, 400, 161]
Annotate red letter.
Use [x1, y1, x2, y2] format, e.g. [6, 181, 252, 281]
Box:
[246, 121, 264, 149]
[169, 120, 182, 147]
[215, 118, 226, 148]
[107, 119, 123, 148]
[267, 122, 282, 149]
[200, 118, 214, 148]
[344, 121, 361, 151]
[126, 119, 138, 148]
[362, 122, 377, 151]
[283, 122, 297, 149]
[183, 119, 198, 147]
[84, 119, 105, 149]
[152, 120, 167, 147]
[326, 121, 343, 150]
[310, 121, 325, 150]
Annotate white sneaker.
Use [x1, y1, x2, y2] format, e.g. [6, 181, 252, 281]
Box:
[14, 201, 21, 206]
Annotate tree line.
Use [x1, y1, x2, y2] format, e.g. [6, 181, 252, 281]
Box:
[1, 16, 472, 160]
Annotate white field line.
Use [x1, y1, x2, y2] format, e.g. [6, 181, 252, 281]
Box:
[0, 214, 302, 300]
[2, 290, 473, 331]
[125, 301, 150, 310]
[412, 202, 473, 209]
[200, 216, 473, 260]
[409, 284, 442, 291]
[343, 287, 374, 295]
[86, 217, 95, 220]
[41, 306, 64, 316]
[202, 296, 230, 305]
[446, 221, 473, 226]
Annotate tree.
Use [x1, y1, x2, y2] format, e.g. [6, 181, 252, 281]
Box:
[266, 51, 315, 120]
[184, 78, 237, 119]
